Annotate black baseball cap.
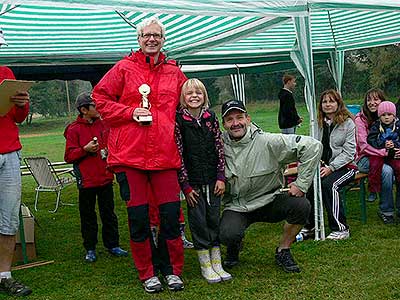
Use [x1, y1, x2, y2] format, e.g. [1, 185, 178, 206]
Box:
[221, 100, 247, 117]
[75, 92, 95, 109]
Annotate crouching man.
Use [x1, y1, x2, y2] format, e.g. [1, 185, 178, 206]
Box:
[219, 100, 322, 273]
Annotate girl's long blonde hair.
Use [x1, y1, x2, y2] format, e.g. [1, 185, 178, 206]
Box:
[318, 89, 352, 127]
[180, 78, 209, 108]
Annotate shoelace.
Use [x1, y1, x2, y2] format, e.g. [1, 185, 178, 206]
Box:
[146, 277, 160, 287]
[279, 250, 295, 266]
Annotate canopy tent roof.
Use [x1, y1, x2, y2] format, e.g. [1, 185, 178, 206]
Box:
[1, 0, 400, 80]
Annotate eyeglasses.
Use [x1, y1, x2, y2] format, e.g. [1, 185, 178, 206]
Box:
[140, 33, 163, 40]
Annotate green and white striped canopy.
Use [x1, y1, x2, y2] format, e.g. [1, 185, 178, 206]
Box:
[1, 0, 400, 67]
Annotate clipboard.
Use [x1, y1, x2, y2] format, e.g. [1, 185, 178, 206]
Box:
[0, 79, 34, 116]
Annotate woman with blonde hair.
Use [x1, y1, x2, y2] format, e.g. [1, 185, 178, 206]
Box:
[175, 78, 231, 283]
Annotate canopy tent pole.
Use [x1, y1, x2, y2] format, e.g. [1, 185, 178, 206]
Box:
[230, 65, 246, 104]
[237, 64, 246, 105]
[326, 10, 345, 94]
[65, 80, 71, 115]
[290, 14, 325, 241]
[327, 50, 345, 94]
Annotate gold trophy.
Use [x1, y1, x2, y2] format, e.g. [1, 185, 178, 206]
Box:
[138, 84, 152, 125]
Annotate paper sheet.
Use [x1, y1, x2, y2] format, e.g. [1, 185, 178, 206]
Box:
[0, 79, 34, 116]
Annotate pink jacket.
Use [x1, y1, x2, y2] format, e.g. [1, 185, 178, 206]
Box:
[354, 110, 387, 161]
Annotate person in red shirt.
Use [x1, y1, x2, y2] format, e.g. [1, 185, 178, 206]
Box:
[64, 92, 128, 263]
[0, 27, 32, 297]
[92, 16, 186, 293]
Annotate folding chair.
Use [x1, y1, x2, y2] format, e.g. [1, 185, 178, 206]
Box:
[23, 156, 75, 213]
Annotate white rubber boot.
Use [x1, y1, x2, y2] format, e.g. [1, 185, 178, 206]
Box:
[210, 246, 233, 281]
[197, 249, 221, 284]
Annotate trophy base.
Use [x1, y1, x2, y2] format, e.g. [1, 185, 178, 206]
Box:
[138, 115, 152, 126]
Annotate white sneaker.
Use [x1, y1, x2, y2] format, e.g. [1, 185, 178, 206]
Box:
[165, 275, 184, 291]
[326, 229, 350, 240]
[143, 276, 163, 293]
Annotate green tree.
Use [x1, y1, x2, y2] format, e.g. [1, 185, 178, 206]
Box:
[202, 78, 220, 107]
[368, 45, 400, 96]
[29, 80, 67, 118]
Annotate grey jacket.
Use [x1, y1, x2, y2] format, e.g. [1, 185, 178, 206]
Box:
[318, 118, 356, 171]
[222, 124, 322, 212]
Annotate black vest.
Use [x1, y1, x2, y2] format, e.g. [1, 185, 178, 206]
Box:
[176, 110, 218, 185]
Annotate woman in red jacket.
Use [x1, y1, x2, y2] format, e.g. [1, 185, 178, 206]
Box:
[92, 17, 186, 294]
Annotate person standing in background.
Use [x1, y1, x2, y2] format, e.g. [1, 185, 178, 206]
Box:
[278, 74, 302, 134]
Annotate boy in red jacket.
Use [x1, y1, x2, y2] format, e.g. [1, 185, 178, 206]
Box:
[64, 92, 127, 262]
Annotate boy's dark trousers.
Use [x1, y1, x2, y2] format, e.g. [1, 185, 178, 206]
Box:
[79, 183, 119, 251]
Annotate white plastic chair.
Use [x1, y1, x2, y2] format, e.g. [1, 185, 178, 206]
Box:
[24, 156, 75, 213]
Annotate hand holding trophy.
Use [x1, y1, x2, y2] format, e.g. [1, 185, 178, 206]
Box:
[134, 83, 152, 126]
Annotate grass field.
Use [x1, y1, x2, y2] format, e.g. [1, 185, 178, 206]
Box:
[3, 102, 400, 300]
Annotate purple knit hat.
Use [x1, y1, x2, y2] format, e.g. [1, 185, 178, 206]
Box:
[378, 101, 396, 117]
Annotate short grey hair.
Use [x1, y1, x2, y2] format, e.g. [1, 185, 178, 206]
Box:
[136, 16, 166, 39]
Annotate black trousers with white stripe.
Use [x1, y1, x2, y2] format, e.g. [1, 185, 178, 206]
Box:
[321, 168, 356, 231]
[306, 167, 356, 232]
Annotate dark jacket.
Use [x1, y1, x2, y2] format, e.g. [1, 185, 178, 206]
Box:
[367, 119, 400, 149]
[175, 108, 225, 194]
[64, 116, 114, 189]
[278, 88, 301, 129]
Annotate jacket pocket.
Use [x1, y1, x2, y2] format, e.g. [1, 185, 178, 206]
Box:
[247, 166, 281, 200]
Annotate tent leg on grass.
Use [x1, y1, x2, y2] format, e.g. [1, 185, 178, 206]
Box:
[12, 260, 55, 271]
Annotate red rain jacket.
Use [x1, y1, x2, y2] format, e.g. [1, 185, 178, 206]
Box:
[0, 66, 29, 154]
[92, 50, 187, 170]
[64, 116, 114, 188]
